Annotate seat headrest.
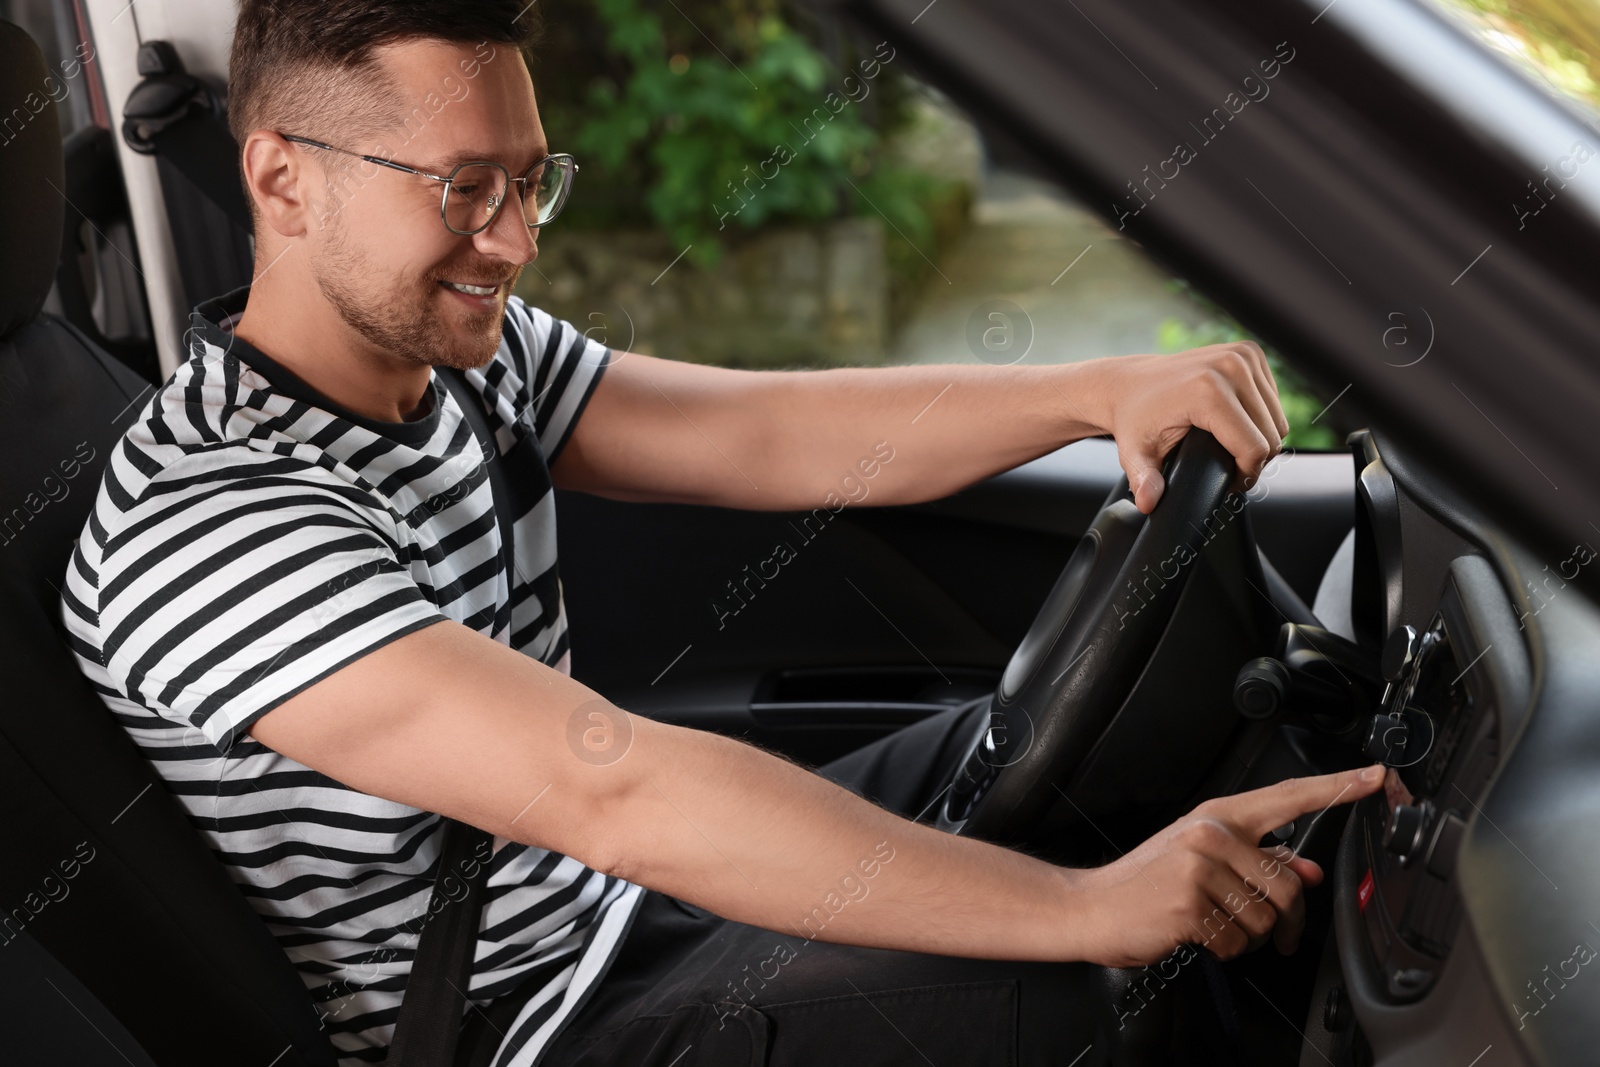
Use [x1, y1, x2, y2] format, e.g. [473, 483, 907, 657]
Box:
[0, 20, 65, 341]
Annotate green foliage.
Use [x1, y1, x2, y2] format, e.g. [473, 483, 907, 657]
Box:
[1434, 0, 1600, 112]
[537, 0, 951, 264]
[1154, 309, 1341, 452]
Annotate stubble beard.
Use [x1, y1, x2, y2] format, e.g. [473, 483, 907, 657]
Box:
[314, 220, 520, 372]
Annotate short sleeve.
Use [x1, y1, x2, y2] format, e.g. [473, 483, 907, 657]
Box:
[501, 296, 613, 465]
[94, 465, 448, 753]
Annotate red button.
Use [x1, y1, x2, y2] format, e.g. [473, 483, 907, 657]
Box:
[1358, 868, 1375, 912]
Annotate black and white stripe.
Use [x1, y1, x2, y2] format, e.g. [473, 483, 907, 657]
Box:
[62, 288, 641, 1067]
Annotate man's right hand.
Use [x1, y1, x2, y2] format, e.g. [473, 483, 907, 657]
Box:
[1065, 764, 1387, 969]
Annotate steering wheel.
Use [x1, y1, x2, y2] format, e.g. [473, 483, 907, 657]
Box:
[931, 428, 1240, 843]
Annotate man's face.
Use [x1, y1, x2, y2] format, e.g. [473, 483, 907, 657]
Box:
[308, 38, 545, 371]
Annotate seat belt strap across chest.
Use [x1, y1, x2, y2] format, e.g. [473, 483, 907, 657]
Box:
[388, 368, 516, 1066]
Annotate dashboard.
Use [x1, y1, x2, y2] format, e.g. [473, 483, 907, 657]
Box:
[1301, 430, 1593, 1066]
[1362, 588, 1500, 1002]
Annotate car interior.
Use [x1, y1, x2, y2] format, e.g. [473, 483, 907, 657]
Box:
[3, 0, 1598, 1064]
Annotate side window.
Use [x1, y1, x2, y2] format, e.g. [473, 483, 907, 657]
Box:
[520, 9, 1338, 449]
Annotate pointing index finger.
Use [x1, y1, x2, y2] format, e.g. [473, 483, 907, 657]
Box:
[1219, 764, 1387, 840]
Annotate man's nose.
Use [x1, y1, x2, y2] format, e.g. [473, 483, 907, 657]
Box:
[475, 190, 538, 265]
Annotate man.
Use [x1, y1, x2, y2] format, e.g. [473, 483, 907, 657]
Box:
[61, 2, 1383, 1065]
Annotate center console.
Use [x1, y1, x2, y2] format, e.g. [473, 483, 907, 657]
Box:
[1349, 556, 1518, 1002]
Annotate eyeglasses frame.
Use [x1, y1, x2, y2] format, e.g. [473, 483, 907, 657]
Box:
[279, 133, 579, 235]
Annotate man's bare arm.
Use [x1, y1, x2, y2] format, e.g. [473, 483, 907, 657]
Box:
[552, 343, 1289, 516]
[249, 619, 1382, 966]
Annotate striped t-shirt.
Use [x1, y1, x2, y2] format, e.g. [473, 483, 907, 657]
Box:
[60, 286, 644, 1067]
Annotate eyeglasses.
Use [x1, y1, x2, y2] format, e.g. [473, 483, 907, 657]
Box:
[279, 134, 579, 235]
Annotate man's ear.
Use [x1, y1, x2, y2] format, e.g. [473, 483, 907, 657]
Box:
[240, 130, 314, 239]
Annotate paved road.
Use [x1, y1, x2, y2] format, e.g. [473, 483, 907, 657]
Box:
[888, 170, 1211, 366]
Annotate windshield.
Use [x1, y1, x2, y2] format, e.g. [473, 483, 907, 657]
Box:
[1423, 0, 1600, 122]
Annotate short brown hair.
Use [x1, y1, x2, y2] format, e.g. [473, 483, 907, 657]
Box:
[228, 0, 543, 150]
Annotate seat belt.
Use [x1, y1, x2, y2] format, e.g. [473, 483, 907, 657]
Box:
[120, 41, 254, 315]
[386, 369, 518, 1067]
[120, 40, 251, 231]
[386, 818, 495, 1067]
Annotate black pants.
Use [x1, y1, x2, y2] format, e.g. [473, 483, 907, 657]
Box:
[457, 703, 1113, 1067]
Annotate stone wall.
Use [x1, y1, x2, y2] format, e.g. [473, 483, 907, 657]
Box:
[513, 217, 889, 369]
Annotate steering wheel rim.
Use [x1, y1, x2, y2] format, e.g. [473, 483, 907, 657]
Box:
[932, 428, 1240, 842]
